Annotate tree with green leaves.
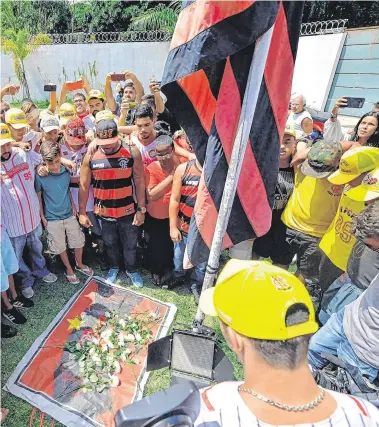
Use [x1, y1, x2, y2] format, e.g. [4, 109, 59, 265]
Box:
[1, 29, 51, 99]
[129, 0, 181, 33]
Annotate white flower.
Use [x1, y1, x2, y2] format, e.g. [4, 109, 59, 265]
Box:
[101, 344, 108, 352]
[101, 329, 112, 340]
[135, 333, 142, 342]
[114, 361, 121, 373]
[110, 375, 120, 387]
[91, 337, 99, 345]
[89, 347, 96, 355]
[119, 319, 126, 327]
[150, 311, 158, 319]
[105, 339, 114, 349]
[120, 354, 126, 362]
[125, 334, 135, 342]
[105, 312, 111, 318]
[76, 343, 82, 350]
[91, 354, 101, 363]
[124, 348, 131, 355]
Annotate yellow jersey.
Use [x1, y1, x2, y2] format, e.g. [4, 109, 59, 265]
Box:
[319, 190, 365, 271]
[282, 170, 343, 238]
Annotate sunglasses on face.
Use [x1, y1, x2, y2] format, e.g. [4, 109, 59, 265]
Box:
[156, 152, 172, 160]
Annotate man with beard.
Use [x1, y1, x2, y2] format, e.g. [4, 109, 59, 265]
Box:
[130, 104, 158, 166]
[79, 119, 146, 287]
[85, 89, 107, 131]
[0, 123, 57, 298]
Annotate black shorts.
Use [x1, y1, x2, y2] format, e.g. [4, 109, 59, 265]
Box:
[285, 227, 322, 279]
[253, 216, 295, 266]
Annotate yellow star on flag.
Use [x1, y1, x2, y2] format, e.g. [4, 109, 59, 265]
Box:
[67, 317, 82, 331]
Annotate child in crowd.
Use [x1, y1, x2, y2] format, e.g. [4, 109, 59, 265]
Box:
[36, 143, 93, 284]
[61, 117, 104, 261]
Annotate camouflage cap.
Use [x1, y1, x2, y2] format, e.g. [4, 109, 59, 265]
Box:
[301, 140, 342, 179]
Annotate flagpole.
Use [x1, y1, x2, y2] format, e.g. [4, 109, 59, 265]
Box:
[194, 26, 275, 326]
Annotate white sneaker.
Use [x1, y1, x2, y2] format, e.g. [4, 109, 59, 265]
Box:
[42, 272, 57, 283]
[21, 287, 34, 299]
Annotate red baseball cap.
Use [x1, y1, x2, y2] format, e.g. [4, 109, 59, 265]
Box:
[64, 117, 86, 145]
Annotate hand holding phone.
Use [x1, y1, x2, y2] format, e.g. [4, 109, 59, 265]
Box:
[66, 80, 84, 91]
[111, 74, 126, 82]
[341, 97, 365, 109]
[44, 84, 57, 92]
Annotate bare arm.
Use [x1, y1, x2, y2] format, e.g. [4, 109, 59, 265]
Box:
[149, 79, 164, 114]
[58, 82, 69, 107]
[1, 83, 20, 100]
[125, 71, 143, 104]
[301, 117, 313, 135]
[174, 143, 196, 161]
[290, 140, 311, 168]
[104, 73, 117, 113]
[147, 174, 174, 201]
[78, 154, 93, 228]
[131, 145, 146, 226]
[37, 191, 48, 227]
[169, 163, 185, 242]
[48, 90, 57, 113]
[118, 125, 137, 135]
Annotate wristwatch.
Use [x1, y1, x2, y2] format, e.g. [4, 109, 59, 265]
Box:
[137, 206, 147, 214]
[330, 112, 337, 119]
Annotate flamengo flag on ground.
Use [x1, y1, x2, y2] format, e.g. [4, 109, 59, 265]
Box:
[161, 0, 304, 266]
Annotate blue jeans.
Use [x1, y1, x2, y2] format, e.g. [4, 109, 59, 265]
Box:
[173, 234, 206, 285]
[319, 274, 363, 325]
[101, 215, 138, 272]
[309, 308, 378, 383]
[9, 224, 49, 290]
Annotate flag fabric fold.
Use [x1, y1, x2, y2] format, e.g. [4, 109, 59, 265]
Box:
[162, 0, 304, 266]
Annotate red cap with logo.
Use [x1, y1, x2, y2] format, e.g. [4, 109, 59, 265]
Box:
[64, 117, 86, 145]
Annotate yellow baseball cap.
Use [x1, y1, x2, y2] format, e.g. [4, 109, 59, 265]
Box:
[346, 166, 379, 202]
[199, 260, 318, 340]
[5, 108, 28, 129]
[328, 146, 379, 185]
[0, 123, 15, 145]
[284, 123, 296, 138]
[86, 89, 105, 102]
[95, 109, 114, 124]
[59, 103, 76, 126]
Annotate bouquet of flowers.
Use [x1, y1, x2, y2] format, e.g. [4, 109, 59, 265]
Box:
[64, 310, 159, 393]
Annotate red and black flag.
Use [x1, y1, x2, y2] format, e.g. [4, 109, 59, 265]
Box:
[161, 1, 304, 266]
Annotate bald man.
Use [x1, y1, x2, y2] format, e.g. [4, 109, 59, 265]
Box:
[288, 94, 313, 137]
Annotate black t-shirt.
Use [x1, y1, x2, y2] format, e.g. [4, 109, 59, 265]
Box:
[272, 166, 294, 222]
[347, 239, 379, 290]
[157, 108, 181, 133]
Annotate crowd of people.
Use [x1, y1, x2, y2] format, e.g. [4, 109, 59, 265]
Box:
[1, 72, 379, 423]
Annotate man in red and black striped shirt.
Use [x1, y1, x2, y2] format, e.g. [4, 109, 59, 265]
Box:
[169, 155, 206, 303]
[79, 119, 146, 287]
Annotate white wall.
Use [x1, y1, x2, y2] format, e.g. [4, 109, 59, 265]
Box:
[0, 42, 171, 102]
[291, 32, 346, 111]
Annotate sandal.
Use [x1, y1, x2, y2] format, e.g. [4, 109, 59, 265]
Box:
[75, 265, 93, 277]
[65, 274, 80, 284]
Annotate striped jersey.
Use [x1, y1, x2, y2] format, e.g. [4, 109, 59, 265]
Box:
[131, 134, 157, 166]
[89, 144, 135, 219]
[179, 160, 201, 234]
[1, 148, 42, 238]
[60, 144, 94, 212]
[195, 382, 379, 426]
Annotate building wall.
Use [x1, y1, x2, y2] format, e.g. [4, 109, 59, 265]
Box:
[325, 27, 379, 116]
[0, 41, 171, 102]
[291, 32, 346, 112]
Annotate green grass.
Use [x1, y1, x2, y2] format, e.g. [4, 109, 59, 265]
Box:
[1, 252, 297, 426]
[1, 251, 243, 427]
[10, 101, 50, 109]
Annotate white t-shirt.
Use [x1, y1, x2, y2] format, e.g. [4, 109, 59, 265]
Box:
[195, 381, 379, 426]
[60, 144, 94, 212]
[130, 134, 157, 166]
[287, 110, 313, 138]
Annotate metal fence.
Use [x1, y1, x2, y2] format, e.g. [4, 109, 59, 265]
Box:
[46, 19, 348, 45]
[48, 30, 172, 44]
[300, 19, 348, 36]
